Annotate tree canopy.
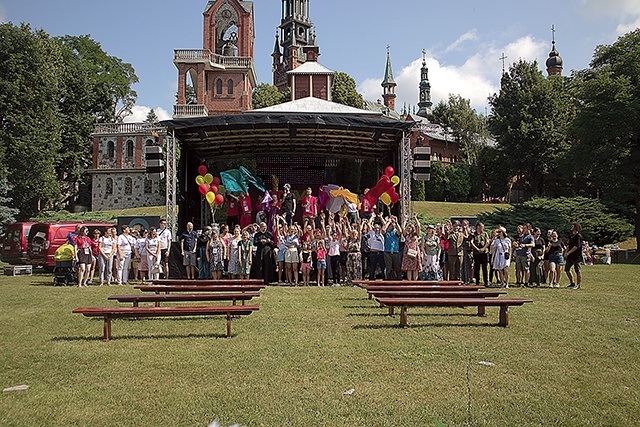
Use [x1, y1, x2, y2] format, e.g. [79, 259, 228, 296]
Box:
[331, 71, 363, 108]
[252, 83, 289, 109]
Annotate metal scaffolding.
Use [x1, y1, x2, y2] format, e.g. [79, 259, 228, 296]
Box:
[166, 130, 178, 240]
[399, 132, 412, 222]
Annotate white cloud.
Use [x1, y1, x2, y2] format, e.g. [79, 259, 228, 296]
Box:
[358, 36, 547, 113]
[123, 105, 172, 123]
[582, 0, 640, 35]
[445, 29, 478, 52]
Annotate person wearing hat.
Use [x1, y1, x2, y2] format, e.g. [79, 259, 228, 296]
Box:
[280, 183, 296, 226]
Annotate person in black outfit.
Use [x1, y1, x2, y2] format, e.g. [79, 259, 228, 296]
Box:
[565, 222, 584, 289]
[250, 222, 276, 285]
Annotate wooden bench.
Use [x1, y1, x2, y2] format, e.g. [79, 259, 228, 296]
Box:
[369, 290, 506, 316]
[134, 285, 265, 295]
[73, 305, 259, 340]
[354, 279, 463, 287]
[108, 293, 260, 307]
[363, 285, 485, 299]
[147, 279, 264, 286]
[375, 297, 533, 328]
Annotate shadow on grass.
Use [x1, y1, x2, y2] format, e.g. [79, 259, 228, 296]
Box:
[52, 331, 228, 342]
[352, 321, 499, 330]
[346, 311, 481, 318]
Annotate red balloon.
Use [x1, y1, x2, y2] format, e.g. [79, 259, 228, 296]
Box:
[211, 177, 221, 186]
[214, 194, 224, 206]
[198, 165, 208, 176]
[198, 183, 209, 195]
[385, 166, 395, 177]
[387, 187, 400, 204]
[209, 185, 218, 195]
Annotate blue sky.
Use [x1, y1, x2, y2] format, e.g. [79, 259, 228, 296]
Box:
[2, 0, 639, 121]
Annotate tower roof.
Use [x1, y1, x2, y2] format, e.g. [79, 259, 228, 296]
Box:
[382, 47, 396, 86]
[272, 33, 281, 57]
[546, 41, 563, 69]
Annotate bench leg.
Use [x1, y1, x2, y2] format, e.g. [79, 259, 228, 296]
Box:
[400, 306, 408, 328]
[368, 293, 372, 300]
[103, 316, 111, 341]
[388, 306, 395, 317]
[499, 305, 509, 327]
[477, 305, 486, 317]
[226, 313, 232, 338]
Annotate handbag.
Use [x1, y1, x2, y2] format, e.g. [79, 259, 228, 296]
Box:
[407, 248, 418, 259]
[150, 264, 163, 275]
[500, 240, 510, 260]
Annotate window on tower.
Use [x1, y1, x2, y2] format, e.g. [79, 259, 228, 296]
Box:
[216, 79, 223, 95]
[227, 79, 234, 95]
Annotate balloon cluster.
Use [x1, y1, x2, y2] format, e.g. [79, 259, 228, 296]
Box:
[195, 165, 224, 206]
[363, 166, 400, 207]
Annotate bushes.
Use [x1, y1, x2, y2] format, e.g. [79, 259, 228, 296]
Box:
[477, 197, 633, 245]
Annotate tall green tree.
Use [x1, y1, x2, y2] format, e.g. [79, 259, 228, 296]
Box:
[429, 94, 487, 165]
[332, 71, 363, 108]
[570, 29, 640, 250]
[488, 60, 574, 198]
[424, 161, 447, 201]
[252, 83, 288, 109]
[146, 109, 159, 124]
[0, 23, 64, 218]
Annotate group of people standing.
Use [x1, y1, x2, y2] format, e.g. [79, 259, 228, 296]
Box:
[68, 219, 172, 287]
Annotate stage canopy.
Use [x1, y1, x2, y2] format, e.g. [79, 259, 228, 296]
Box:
[161, 97, 414, 160]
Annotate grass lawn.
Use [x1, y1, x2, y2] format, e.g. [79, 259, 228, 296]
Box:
[1, 264, 639, 426]
[412, 201, 507, 222]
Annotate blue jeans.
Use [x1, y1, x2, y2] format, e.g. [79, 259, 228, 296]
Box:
[197, 246, 210, 279]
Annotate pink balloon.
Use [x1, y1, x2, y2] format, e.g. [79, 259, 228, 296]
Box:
[209, 185, 218, 195]
[198, 165, 208, 176]
[214, 194, 224, 206]
[198, 183, 209, 195]
[212, 177, 221, 186]
[385, 166, 395, 177]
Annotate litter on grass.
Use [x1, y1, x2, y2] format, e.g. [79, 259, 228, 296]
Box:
[478, 361, 495, 367]
[343, 388, 355, 395]
[3, 385, 29, 392]
[626, 318, 636, 322]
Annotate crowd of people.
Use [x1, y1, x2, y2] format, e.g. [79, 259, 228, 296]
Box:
[64, 185, 586, 290]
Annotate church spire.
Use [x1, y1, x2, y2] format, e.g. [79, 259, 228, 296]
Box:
[546, 24, 563, 76]
[416, 50, 432, 117]
[381, 45, 397, 111]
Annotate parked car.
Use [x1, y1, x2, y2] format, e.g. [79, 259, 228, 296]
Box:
[27, 222, 115, 271]
[1, 222, 37, 265]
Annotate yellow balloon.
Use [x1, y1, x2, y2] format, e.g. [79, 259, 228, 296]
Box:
[206, 191, 215, 204]
[391, 175, 400, 186]
[380, 192, 392, 205]
[204, 173, 214, 184]
[195, 175, 205, 185]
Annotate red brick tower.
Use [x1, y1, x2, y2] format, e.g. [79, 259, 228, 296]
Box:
[174, 0, 257, 117]
[381, 46, 397, 112]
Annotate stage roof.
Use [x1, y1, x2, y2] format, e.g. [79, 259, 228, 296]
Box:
[162, 108, 414, 159]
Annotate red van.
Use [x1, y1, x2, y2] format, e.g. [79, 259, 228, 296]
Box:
[27, 222, 115, 271]
[1, 222, 37, 265]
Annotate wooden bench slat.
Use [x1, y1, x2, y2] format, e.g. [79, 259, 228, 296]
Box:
[134, 285, 265, 294]
[108, 293, 260, 307]
[148, 279, 264, 286]
[73, 305, 259, 340]
[354, 280, 464, 286]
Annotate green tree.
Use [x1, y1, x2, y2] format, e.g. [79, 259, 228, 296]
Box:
[488, 60, 574, 198]
[411, 179, 425, 201]
[429, 94, 487, 165]
[424, 161, 447, 201]
[252, 83, 288, 109]
[570, 29, 640, 250]
[0, 23, 64, 218]
[0, 173, 19, 229]
[332, 71, 364, 108]
[445, 163, 471, 201]
[146, 109, 159, 124]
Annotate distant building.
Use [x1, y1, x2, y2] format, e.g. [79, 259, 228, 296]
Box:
[87, 123, 166, 211]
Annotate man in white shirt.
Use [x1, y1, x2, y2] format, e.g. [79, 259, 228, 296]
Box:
[157, 219, 172, 278]
[368, 219, 385, 280]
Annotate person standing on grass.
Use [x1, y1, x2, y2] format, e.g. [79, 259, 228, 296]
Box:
[421, 224, 442, 281]
[145, 227, 161, 281]
[116, 225, 135, 285]
[344, 221, 362, 286]
[73, 226, 92, 287]
[565, 222, 584, 289]
[207, 230, 226, 280]
[88, 229, 101, 285]
[237, 230, 253, 280]
[490, 227, 512, 288]
[514, 224, 535, 287]
[136, 229, 149, 281]
[529, 228, 546, 287]
[98, 227, 116, 286]
[179, 222, 198, 280]
[401, 214, 422, 281]
[382, 214, 403, 280]
[226, 225, 242, 279]
[546, 231, 565, 288]
[157, 219, 172, 279]
[197, 226, 212, 279]
[250, 222, 276, 285]
[447, 220, 467, 281]
[368, 215, 385, 280]
[470, 222, 490, 286]
[315, 239, 327, 286]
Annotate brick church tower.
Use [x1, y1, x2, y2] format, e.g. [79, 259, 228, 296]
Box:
[272, 0, 318, 92]
[174, 0, 257, 117]
[381, 46, 397, 111]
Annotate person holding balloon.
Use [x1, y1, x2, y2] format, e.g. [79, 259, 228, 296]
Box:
[381, 214, 404, 280]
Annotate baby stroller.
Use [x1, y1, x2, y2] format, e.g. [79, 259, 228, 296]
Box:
[53, 243, 77, 286]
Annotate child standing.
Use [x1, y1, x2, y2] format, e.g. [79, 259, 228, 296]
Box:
[300, 241, 312, 286]
[238, 231, 253, 280]
[315, 239, 327, 286]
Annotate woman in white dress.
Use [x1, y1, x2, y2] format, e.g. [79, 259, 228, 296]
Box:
[490, 227, 512, 288]
[227, 225, 242, 279]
